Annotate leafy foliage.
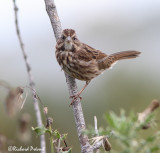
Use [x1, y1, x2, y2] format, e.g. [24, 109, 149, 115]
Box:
[87, 110, 160, 153]
[32, 125, 71, 153]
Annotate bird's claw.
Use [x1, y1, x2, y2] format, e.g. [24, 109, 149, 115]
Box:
[70, 95, 82, 99]
[69, 94, 82, 106]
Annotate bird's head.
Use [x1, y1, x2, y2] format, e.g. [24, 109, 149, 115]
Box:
[59, 29, 79, 51]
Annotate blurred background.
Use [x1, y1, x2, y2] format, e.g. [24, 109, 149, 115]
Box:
[0, 0, 160, 152]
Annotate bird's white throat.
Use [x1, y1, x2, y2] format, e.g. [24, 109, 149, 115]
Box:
[64, 42, 72, 50]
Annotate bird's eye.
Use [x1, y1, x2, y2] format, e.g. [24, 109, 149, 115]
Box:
[73, 37, 77, 40]
[62, 35, 65, 40]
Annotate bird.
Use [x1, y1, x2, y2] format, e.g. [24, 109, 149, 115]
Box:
[55, 29, 141, 105]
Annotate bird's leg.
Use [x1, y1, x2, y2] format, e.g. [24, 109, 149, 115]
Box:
[69, 81, 90, 106]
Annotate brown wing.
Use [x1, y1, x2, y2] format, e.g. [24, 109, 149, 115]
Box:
[75, 43, 107, 62]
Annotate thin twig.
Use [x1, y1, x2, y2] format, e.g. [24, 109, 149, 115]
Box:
[43, 0, 93, 152]
[49, 125, 54, 153]
[94, 116, 100, 153]
[63, 140, 67, 147]
[0, 80, 11, 90]
[94, 116, 99, 136]
[56, 138, 61, 153]
[12, 0, 46, 152]
[138, 99, 160, 129]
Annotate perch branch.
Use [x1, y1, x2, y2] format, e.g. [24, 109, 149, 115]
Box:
[43, 0, 93, 152]
[12, 1, 46, 152]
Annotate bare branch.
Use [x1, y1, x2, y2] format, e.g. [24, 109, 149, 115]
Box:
[43, 0, 93, 152]
[12, 0, 46, 152]
[91, 135, 112, 152]
[138, 99, 160, 129]
[92, 140, 102, 151]
[55, 138, 61, 153]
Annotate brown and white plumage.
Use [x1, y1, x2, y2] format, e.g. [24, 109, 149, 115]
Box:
[55, 29, 141, 104]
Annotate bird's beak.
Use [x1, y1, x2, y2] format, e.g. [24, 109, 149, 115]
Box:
[66, 36, 71, 43]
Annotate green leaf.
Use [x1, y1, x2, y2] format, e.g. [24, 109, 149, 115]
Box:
[61, 134, 68, 140]
[150, 145, 160, 152]
[146, 136, 156, 143]
[53, 129, 61, 138]
[32, 125, 47, 136]
[105, 112, 118, 129]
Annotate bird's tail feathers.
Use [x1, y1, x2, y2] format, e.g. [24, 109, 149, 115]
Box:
[98, 50, 140, 69]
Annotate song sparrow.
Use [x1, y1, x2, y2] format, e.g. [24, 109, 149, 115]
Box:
[56, 29, 140, 105]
